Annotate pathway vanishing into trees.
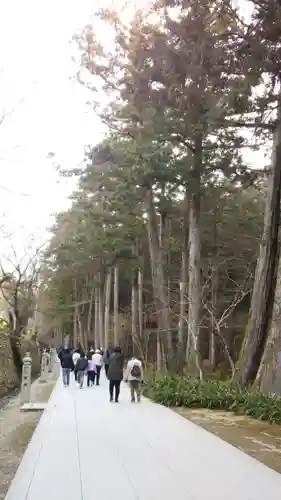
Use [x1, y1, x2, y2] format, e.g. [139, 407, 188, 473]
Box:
[5, 374, 281, 500]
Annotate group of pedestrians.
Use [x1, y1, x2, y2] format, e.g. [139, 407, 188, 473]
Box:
[58, 344, 144, 403]
[86, 348, 103, 386]
[58, 346, 103, 388]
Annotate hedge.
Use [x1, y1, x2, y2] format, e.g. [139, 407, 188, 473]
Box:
[144, 374, 281, 425]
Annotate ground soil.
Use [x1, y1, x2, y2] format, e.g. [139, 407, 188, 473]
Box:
[0, 378, 55, 499]
[176, 408, 281, 474]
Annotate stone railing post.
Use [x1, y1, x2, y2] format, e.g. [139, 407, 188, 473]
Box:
[40, 349, 49, 383]
[47, 350, 52, 373]
[48, 348, 55, 375]
[20, 352, 32, 405]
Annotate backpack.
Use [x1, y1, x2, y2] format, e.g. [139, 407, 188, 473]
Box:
[77, 357, 88, 371]
[131, 363, 141, 378]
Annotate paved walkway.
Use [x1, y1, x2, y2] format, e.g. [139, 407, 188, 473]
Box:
[5, 372, 281, 500]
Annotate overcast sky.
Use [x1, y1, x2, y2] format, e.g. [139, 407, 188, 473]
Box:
[0, 0, 108, 260]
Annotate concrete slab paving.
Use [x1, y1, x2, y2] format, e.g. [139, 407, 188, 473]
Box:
[5, 372, 281, 500]
[21, 402, 48, 412]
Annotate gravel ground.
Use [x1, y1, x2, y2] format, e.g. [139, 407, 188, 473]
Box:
[0, 378, 56, 500]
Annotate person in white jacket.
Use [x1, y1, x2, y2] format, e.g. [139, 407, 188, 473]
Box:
[92, 349, 103, 385]
[125, 356, 143, 402]
[72, 349, 81, 381]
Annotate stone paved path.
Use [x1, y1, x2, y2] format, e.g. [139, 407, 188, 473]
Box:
[5, 372, 281, 500]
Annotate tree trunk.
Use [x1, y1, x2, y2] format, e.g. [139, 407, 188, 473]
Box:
[178, 192, 189, 359]
[156, 329, 161, 372]
[104, 267, 112, 349]
[209, 264, 218, 371]
[94, 287, 99, 348]
[31, 298, 39, 339]
[166, 217, 172, 309]
[73, 307, 78, 349]
[87, 283, 94, 343]
[178, 252, 188, 349]
[98, 278, 104, 348]
[186, 189, 202, 372]
[76, 306, 86, 351]
[113, 264, 119, 346]
[144, 186, 171, 366]
[131, 269, 138, 356]
[209, 215, 218, 371]
[186, 143, 203, 380]
[237, 96, 281, 388]
[255, 256, 281, 392]
[138, 268, 143, 341]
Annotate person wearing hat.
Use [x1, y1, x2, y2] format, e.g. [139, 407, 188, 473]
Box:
[87, 347, 95, 387]
[92, 349, 103, 385]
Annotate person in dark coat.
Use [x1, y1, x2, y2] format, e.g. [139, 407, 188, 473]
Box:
[103, 345, 113, 377]
[58, 347, 74, 387]
[86, 348, 95, 386]
[107, 346, 124, 402]
[75, 354, 88, 388]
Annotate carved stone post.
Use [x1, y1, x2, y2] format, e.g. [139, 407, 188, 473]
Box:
[20, 352, 32, 405]
[40, 349, 49, 383]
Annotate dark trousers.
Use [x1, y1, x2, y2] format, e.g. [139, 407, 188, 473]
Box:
[109, 380, 121, 402]
[87, 371, 95, 387]
[104, 364, 109, 377]
[77, 370, 84, 388]
[62, 368, 71, 386]
[93, 365, 101, 385]
[74, 369, 78, 382]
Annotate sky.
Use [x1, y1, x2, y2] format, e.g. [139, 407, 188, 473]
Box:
[0, 0, 108, 262]
[0, 0, 264, 266]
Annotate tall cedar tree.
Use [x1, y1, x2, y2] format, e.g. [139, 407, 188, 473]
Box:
[76, 0, 256, 371]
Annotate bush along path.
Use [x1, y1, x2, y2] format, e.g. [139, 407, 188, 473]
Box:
[144, 375, 281, 425]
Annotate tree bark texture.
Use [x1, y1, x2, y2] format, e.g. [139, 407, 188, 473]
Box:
[237, 96, 281, 388]
[144, 186, 172, 365]
[104, 267, 112, 349]
[113, 264, 119, 346]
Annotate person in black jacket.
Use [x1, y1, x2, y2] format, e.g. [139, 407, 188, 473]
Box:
[58, 348, 74, 387]
[75, 354, 88, 388]
[107, 346, 124, 402]
[103, 345, 113, 377]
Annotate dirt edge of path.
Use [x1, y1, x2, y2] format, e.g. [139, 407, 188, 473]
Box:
[175, 408, 281, 474]
[0, 378, 56, 500]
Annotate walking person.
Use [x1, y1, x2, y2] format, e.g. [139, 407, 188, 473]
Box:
[75, 353, 88, 389]
[72, 348, 81, 382]
[125, 356, 143, 403]
[103, 345, 113, 377]
[87, 348, 95, 387]
[107, 346, 124, 403]
[58, 347, 74, 387]
[92, 349, 103, 385]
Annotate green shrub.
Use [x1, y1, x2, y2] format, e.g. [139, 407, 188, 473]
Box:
[145, 375, 281, 425]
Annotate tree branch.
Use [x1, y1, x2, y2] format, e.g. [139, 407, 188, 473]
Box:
[223, 119, 275, 131]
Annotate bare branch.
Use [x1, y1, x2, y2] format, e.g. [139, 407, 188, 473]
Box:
[223, 119, 275, 131]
